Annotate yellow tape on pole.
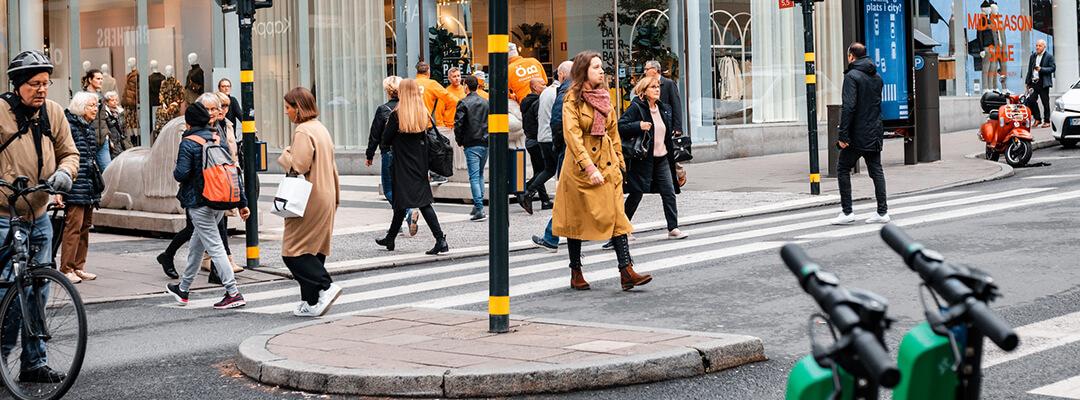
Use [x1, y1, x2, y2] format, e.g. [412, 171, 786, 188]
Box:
[805, 74, 817, 85]
[810, 173, 821, 183]
[242, 120, 257, 134]
[804, 52, 815, 62]
[488, 34, 509, 53]
[240, 70, 254, 83]
[246, 246, 259, 259]
[489, 114, 509, 133]
[489, 296, 509, 315]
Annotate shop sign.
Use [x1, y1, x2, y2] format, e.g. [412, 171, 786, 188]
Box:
[779, 0, 795, 9]
[254, 17, 291, 37]
[862, 0, 912, 127]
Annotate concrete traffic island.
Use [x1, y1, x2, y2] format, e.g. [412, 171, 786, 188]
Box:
[237, 307, 766, 397]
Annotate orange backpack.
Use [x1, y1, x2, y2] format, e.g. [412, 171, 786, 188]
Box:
[184, 133, 244, 210]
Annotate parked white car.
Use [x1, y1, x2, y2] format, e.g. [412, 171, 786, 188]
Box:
[1050, 80, 1080, 148]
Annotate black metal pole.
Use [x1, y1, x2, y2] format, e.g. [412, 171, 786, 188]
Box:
[237, 1, 261, 268]
[488, 0, 510, 333]
[801, 0, 821, 195]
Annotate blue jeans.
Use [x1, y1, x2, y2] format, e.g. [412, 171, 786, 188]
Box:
[0, 214, 52, 370]
[542, 218, 559, 247]
[465, 146, 488, 213]
[380, 151, 412, 218]
[96, 138, 112, 171]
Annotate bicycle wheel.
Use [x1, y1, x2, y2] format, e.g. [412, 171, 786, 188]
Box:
[0, 268, 87, 400]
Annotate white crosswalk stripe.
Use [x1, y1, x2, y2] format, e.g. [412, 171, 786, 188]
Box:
[165, 187, 1076, 324]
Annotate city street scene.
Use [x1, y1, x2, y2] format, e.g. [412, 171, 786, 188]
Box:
[2, 0, 1080, 399]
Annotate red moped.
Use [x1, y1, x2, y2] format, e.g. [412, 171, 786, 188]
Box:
[979, 90, 1034, 167]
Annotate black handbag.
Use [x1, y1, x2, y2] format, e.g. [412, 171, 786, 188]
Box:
[425, 119, 454, 177]
[622, 103, 652, 161]
[671, 133, 693, 162]
[88, 158, 106, 195]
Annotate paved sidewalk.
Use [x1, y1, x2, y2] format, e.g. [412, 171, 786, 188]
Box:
[238, 307, 765, 397]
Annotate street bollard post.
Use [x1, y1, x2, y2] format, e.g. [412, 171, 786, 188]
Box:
[488, 0, 510, 334]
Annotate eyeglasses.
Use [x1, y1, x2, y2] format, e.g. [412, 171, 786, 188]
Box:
[25, 80, 54, 90]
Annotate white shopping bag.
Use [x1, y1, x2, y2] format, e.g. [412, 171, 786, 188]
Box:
[272, 175, 312, 218]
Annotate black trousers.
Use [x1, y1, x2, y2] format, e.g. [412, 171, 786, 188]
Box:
[282, 253, 332, 305]
[165, 209, 231, 256]
[388, 205, 444, 240]
[1027, 85, 1051, 122]
[837, 148, 888, 216]
[525, 142, 552, 202]
[568, 235, 633, 269]
[624, 156, 679, 231]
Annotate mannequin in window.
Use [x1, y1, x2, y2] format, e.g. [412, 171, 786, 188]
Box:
[149, 60, 165, 108]
[978, 0, 1006, 91]
[122, 57, 140, 134]
[82, 60, 92, 76]
[152, 65, 184, 144]
[183, 53, 204, 106]
[101, 63, 117, 93]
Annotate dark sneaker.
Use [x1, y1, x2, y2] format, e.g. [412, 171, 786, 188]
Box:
[541, 201, 554, 210]
[157, 253, 179, 279]
[601, 240, 615, 250]
[470, 212, 487, 222]
[19, 366, 66, 383]
[167, 283, 189, 305]
[430, 175, 449, 184]
[213, 293, 246, 309]
[532, 235, 558, 253]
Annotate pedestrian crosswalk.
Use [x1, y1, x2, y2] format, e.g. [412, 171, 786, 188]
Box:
[164, 186, 1080, 321]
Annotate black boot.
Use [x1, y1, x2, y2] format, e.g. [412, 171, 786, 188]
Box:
[517, 191, 535, 215]
[541, 200, 554, 210]
[157, 252, 179, 279]
[426, 236, 449, 255]
[375, 233, 396, 251]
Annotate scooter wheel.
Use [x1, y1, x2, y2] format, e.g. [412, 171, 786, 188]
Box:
[1005, 139, 1033, 167]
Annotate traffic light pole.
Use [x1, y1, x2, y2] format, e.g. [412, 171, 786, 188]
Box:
[488, 0, 510, 334]
[801, 0, 821, 195]
[231, 0, 271, 268]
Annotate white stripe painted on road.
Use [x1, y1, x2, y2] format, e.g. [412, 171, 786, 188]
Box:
[984, 308, 1080, 369]
[1022, 174, 1080, 180]
[1029, 375, 1080, 399]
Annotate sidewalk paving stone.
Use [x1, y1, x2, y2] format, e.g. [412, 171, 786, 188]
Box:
[237, 307, 766, 397]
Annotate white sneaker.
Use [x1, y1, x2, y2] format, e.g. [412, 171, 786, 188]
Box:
[865, 213, 891, 224]
[293, 302, 319, 317]
[830, 212, 857, 225]
[319, 284, 343, 312]
[668, 229, 688, 240]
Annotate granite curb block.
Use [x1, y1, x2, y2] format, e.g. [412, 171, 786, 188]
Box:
[237, 307, 767, 397]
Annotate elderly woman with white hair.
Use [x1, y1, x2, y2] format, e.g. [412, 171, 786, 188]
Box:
[101, 90, 129, 156]
[58, 91, 106, 283]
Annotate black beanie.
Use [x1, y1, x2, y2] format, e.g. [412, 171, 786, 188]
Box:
[185, 101, 212, 129]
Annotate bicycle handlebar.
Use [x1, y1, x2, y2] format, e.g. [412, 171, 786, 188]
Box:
[880, 224, 1019, 351]
[781, 243, 900, 387]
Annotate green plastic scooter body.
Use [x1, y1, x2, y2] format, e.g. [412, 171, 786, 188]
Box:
[893, 322, 959, 399]
[785, 355, 856, 400]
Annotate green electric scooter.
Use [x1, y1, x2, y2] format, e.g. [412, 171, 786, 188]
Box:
[781, 243, 901, 400]
[880, 224, 1019, 400]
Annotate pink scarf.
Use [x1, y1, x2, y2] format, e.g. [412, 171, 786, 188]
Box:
[581, 88, 612, 136]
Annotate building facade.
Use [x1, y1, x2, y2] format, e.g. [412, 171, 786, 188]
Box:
[4, 0, 1078, 168]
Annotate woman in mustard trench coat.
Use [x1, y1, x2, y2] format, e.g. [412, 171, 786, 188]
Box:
[551, 51, 653, 291]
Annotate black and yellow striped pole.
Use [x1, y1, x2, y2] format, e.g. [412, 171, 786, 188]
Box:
[233, 0, 273, 268]
[800, 0, 821, 195]
[487, 0, 510, 334]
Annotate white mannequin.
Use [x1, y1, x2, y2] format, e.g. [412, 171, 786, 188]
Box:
[165, 65, 175, 79]
[82, 60, 92, 73]
[101, 64, 111, 77]
[188, 53, 198, 66]
[127, 57, 137, 72]
[101, 63, 117, 92]
[150, 60, 160, 74]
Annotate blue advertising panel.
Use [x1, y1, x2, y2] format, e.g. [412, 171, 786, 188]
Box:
[863, 0, 912, 126]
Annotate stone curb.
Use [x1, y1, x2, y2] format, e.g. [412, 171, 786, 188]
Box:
[237, 308, 767, 397]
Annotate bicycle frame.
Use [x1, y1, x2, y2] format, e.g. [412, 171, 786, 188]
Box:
[0, 177, 59, 345]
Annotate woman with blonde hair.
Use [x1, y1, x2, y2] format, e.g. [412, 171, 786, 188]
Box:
[278, 87, 343, 317]
[375, 79, 448, 255]
[366, 76, 419, 236]
[552, 51, 652, 291]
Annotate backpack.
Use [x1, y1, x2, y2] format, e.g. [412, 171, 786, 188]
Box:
[184, 132, 244, 210]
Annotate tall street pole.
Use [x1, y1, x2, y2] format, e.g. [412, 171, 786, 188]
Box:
[487, 0, 510, 333]
[800, 0, 821, 195]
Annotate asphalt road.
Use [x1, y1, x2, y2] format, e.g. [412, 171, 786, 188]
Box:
[43, 144, 1080, 400]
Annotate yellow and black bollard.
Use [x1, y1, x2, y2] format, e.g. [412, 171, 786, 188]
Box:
[800, 0, 822, 195]
[488, 0, 510, 334]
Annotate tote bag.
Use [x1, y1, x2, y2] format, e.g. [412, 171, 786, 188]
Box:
[272, 174, 312, 218]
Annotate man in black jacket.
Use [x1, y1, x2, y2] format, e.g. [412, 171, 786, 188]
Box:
[454, 75, 489, 222]
[833, 42, 889, 226]
[1025, 39, 1055, 127]
[519, 78, 550, 214]
[644, 60, 683, 135]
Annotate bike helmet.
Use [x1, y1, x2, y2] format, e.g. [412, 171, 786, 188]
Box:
[7, 50, 54, 88]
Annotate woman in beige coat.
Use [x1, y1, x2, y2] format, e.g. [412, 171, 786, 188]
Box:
[551, 51, 652, 292]
[277, 87, 343, 317]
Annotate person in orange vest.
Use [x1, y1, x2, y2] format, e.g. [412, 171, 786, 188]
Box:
[440, 67, 488, 129]
[508, 43, 547, 103]
[416, 62, 460, 182]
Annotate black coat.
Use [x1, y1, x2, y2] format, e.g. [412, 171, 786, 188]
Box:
[366, 99, 398, 160]
[63, 111, 102, 206]
[838, 57, 884, 152]
[521, 93, 541, 141]
[454, 93, 489, 148]
[617, 97, 680, 195]
[659, 77, 683, 133]
[1025, 52, 1056, 89]
[381, 110, 433, 209]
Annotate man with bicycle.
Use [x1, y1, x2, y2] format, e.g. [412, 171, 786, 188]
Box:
[0, 51, 80, 383]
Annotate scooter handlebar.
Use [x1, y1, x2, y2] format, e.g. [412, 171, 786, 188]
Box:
[880, 224, 917, 264]
[969, 301, 1020, 351]
[851, 328, 902, 388]
[781, 243, 817, 281]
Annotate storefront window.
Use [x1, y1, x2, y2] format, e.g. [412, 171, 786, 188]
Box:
[1, 2, 8, 90]
[252, 0, 299, 149]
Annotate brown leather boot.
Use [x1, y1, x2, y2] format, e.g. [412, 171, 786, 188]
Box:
[620, 265, 652, 291]
[570, 267, 591, 290]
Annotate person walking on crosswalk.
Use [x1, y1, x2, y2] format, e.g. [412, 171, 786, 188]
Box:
[376, 79, 450, 255]
[277, 87, 343, 317]
[832, 42, 890, 225]
[552, 51, 652, 291]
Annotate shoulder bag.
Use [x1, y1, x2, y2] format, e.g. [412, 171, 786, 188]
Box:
[426, 117, 454, 177]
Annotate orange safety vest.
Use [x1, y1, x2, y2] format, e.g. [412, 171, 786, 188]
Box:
[508, 56, 547, 103]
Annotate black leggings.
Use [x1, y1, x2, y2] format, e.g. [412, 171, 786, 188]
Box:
[282, 253, 332, 305]
[568, 235, 633, 269]
[525, 143, 553, 202]
[165, 209, 231, 257]
[387, 205, 444, 240]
